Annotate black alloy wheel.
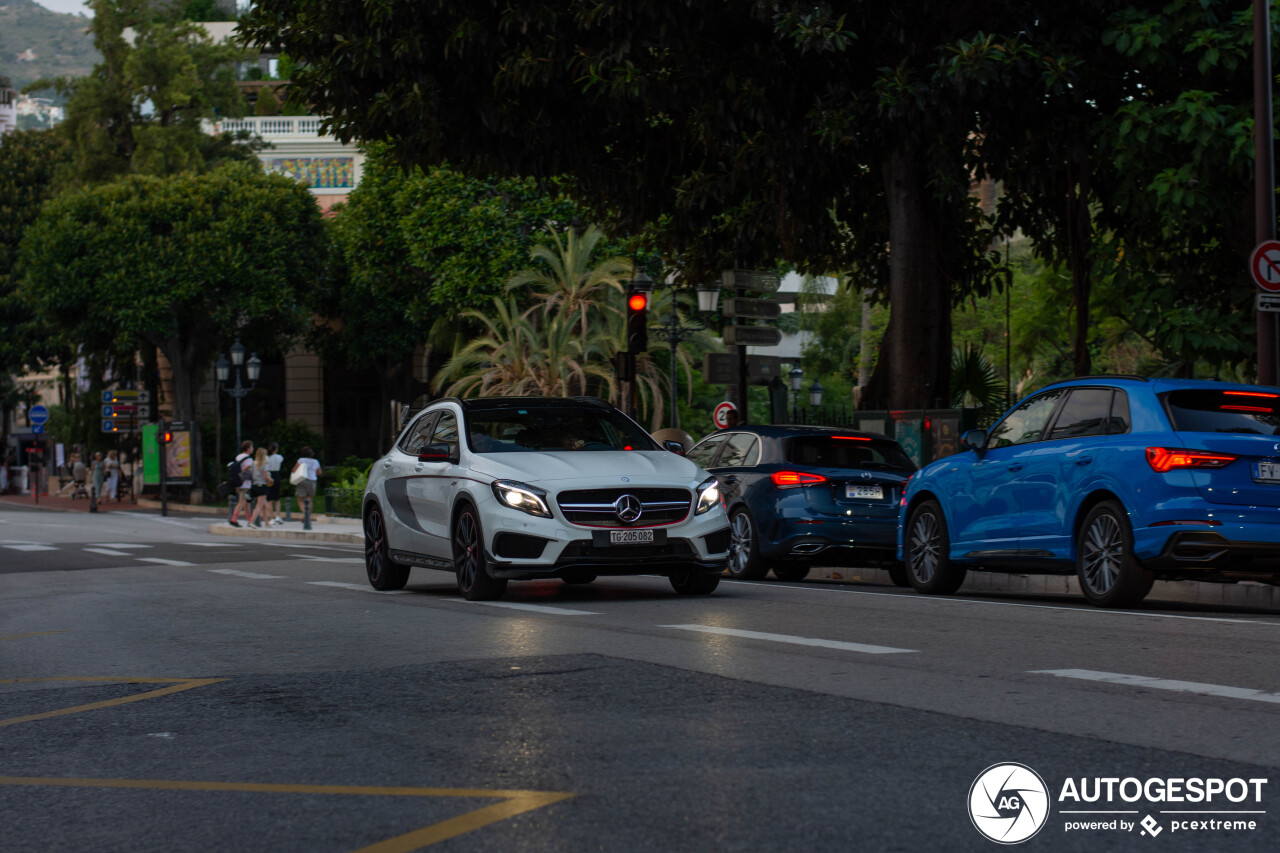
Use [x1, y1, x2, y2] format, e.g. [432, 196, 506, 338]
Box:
[365, 504, 409, 590]
[1076, 500, 1153, 609]
[904, 499, 966, 595]
[727, 509, 769, 580]
[454, 506, 507, 601]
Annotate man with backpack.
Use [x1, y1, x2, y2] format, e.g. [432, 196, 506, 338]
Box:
[227, 440, 254, 527]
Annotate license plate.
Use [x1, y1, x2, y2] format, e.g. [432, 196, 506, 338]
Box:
[845, 484, 883, 500]
[1254, 462, 1280, 482]
[609, 529, 655, 545]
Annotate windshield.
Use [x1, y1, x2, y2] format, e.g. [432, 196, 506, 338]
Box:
[1163, 389, 1280, 435]
[785, 436, 916, 472]
[464, 405, 660, 453]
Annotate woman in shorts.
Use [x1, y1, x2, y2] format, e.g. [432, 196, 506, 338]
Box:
[247, 447, 274, 528]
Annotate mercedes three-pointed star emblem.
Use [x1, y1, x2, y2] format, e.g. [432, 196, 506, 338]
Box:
[614, 494, 643, 523]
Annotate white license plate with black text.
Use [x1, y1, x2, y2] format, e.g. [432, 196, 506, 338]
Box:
[845, 484, 883, 500]
[610, 529, 655, 545]
[1254, 461, 1280, 482]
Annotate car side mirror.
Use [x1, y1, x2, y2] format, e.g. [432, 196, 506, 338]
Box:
[663, 440, 686, 455]
[417, 443, 453, 463]
[961, 429, 987, 453]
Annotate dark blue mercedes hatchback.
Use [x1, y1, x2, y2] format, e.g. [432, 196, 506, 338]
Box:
[687, 425, 916, 582]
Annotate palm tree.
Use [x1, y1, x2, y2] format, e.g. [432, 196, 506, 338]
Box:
[504, 223, 633, 345]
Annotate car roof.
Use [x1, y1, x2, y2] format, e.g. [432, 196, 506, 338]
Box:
[441, 396, 615, 412]
[1037, 376, 1280, 395]
[698, 424, 894, 442]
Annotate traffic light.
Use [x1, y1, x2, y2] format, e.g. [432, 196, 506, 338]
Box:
[158, 428, 172, 445]
[626, 290, 648, 353]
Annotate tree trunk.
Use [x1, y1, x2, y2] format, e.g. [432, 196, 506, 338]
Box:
[1067, 145, 1092, 377]
[862, 146, 952, 410]
[165, 338, 205, 492]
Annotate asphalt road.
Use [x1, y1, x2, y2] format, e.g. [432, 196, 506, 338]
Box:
[2, 504, 1279, 852]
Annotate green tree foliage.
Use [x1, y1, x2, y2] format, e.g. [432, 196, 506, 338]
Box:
[30, 0, 249, 187]
[318, 145, 615, 449]
[241, 1, 1055, 410]
[18, 163, 327, 489]
[0, 129, 74, 445]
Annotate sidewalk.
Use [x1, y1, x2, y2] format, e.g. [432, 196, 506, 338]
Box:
[0, 491, 143, 513]
[206, 515, 362, 545]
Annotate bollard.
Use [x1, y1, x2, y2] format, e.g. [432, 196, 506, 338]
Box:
[323, 487, 335, 515]
[284, 496, 293, 522]
[302, 499, 312, 531]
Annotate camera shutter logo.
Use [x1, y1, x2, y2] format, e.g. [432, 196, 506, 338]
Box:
[968, 763, 1050, 844]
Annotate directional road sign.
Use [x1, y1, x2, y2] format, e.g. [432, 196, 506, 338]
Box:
[723, 325, 783, 347]
[721, 269, 781, 294]
[1250, 240, 1280, 292]
[32, 424, 44, 435]
[722, 297, 782, 320]
[101, 389, 151, 404]
[702, 354, 784, 385]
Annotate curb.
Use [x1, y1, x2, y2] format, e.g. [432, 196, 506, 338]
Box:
[207, 522, 361, 545]
[809, 566, 1280, 610]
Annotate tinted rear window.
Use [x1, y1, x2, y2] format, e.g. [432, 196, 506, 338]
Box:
[464, 405, 659, 452]
[786, 436, 915, 471]
[1163, 389, 1280, 435]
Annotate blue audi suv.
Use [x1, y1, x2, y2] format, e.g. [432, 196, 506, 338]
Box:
[899, 377, 1280, 608]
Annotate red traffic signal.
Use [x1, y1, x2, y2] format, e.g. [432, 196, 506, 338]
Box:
[158, 430, 173, 444]
[626, 292, 648, 353]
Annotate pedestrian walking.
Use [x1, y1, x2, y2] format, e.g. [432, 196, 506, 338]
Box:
[291, 446, 321, 531]
[247, 447, 274, 528]
[104, 450, 120, 501]
[228, 440, 254, 527]
[91, 452, 105, 500]
[265, 442, 283, 524]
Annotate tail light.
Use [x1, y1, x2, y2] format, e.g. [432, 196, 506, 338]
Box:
[1145, 447, 1237, 473]
[771, 470, 827, 489]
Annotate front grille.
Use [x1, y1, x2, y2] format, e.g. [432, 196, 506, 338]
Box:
[556, 487, 692, 528]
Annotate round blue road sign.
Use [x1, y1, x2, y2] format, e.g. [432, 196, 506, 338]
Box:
[29, 404, 49, 425]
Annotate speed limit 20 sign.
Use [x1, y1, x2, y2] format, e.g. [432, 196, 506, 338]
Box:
[712, 401, 738, 430]
[1250, 240, 1280, 292]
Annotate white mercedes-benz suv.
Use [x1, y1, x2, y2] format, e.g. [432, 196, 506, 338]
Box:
[362, 396, 730, 599]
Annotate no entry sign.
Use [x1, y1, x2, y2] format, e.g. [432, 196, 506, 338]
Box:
[1250, 240, 1280, 292]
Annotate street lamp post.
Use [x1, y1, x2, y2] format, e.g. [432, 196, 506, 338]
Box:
[789, 365, 803, 422]
[652, 287, 705, 430]
[809, 380, 825, 410]
[215, 339, 261, 449]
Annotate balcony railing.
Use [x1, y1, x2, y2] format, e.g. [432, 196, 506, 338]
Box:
[214, 116, 327, 136]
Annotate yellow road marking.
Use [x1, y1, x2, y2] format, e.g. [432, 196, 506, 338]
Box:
[0, 775, 573, 851]
[0, 677, 225, 728]
[0, 631, 67, 642]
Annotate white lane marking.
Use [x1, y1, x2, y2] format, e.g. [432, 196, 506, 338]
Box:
[660, 624, 917, 654]
[2, 544, 57, 552]
[143, 517, 203, 528]
[726, 580, 1272, 625]
[135, 557, 195, 567]
[209, 569, 285, 579]
[460, 601, 602, 616]
[291, 554, 363, 564]
[182, 542, 242, 547]
[1031, 669, 1280, 705]
[88, 543, 152, 549]
[83, 548, 131, 557]
[306, 581, 410, 594]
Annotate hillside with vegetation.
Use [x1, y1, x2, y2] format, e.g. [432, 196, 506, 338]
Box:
[0, 0, 98, 91]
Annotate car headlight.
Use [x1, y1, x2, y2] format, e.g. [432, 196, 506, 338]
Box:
[695, 477, 721, 515]
[492, 480, 552, 518]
